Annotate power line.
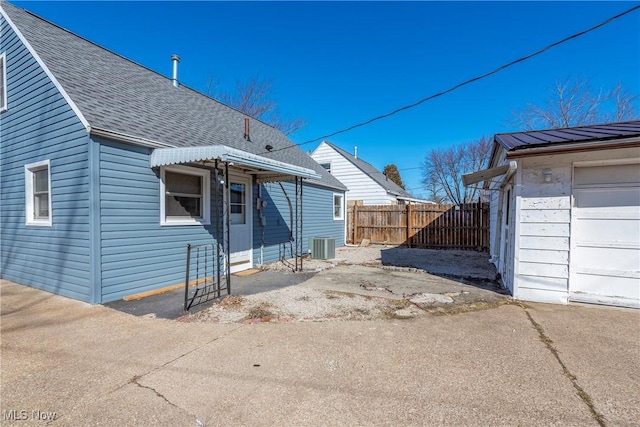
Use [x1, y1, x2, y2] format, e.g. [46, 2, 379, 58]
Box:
[263, 5, 640, 155]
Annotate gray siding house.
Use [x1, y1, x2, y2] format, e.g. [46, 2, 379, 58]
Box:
[0, 2, 346, 304]
[463, 121, 640, 308]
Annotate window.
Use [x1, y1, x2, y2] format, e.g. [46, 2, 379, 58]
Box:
[333, 193, 344, 220]
[229, 183, 246, 225]
[1, 53, 6, 112]
[160, 166, 210, 225]
[25, 160, 52, 226]
[320, 163, 331, 174]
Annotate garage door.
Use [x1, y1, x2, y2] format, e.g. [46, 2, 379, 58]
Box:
[571, 163, 640, 308]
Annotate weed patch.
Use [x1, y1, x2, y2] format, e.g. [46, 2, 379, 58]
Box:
[219, 295, 245, 308]
[424, 298, 513, 316]
[245, 303, 274, 321]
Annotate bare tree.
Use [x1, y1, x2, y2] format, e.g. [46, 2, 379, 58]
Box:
[608, 82, 639, 123]
[511, 76, 639, 130]
[421, 136, 492, 205]
[206, 75, 306, 135]
[382, 164, 405, 189]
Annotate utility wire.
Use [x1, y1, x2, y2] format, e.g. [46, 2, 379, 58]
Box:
[263, 4, 640, 155]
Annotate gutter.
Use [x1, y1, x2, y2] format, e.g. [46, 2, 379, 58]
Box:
[91, 127, 175, 149]
[397, 196, 436, 205]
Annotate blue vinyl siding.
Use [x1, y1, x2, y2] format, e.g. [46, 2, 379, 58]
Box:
[0, 16, 92, 301]
[302, 184, 345, 248]
[253, 181, 345, 265]
[97, 138, 220, 302]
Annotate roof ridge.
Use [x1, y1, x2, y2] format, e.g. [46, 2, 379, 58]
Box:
[322, 140, 413, 197]
[324, 140, 377, 169]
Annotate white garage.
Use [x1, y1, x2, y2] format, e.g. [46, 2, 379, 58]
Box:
[464, 121, 640, 308]
[571, 163, 640, 307]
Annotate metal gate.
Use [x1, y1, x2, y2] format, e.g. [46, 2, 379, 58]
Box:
[184, 243, 230, 311]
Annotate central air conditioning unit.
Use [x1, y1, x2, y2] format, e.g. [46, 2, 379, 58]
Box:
[309, 237, 335, 260]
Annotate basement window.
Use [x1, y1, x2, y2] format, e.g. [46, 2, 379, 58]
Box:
[160, 165, 210, 225]
[25, 160, 52, 226]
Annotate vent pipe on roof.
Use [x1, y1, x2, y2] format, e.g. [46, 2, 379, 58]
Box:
[244, 118, 251, 141]
[171, 54, 180, 88]
[354, 146, 358, 159]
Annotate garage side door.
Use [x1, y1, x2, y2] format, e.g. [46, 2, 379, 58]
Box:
[571, 163, 640, 308]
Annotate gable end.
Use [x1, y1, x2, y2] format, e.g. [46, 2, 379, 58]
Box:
[0, 4, 90, 130]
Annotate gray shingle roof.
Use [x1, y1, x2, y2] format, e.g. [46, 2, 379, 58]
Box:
[2, 1, 345, 190]
[321, 140, 414, 198]
[496, 120, 640, 151]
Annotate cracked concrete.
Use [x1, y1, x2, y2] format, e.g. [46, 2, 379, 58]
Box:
[303, 264, 506, 306]
[523, 307, 606, 426]
[130, 375, 181, 410]
[2, 279, 639, 426]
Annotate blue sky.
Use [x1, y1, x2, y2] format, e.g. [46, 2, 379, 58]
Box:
[12, 1, 640, 198]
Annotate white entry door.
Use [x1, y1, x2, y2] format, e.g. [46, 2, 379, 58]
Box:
[228, 174, 253, 273]
[570, 163, 640, 308]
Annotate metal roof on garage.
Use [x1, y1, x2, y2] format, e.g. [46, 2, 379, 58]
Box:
[496, 120, 640, 151]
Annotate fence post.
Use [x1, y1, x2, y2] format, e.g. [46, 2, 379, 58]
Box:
[406, 203, 412, 248]
[353, 203, 358, 245]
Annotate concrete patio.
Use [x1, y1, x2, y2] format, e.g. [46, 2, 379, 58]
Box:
[1, 278, 638, 426]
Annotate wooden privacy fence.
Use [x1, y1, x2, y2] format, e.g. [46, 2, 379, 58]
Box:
[347, 202, 489, 251]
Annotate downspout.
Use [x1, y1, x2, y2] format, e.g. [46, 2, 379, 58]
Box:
[278, 182, 295, 243]
[258, 183, 264, 266]
[500, 161, 518, 189]
[278, 182, 295, 266]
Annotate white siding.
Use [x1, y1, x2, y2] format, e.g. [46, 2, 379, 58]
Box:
[311, 142, 396, 205]
[486, 147, 515, 292]
[513, 155, 576, 303]
[512, 146, 640, 305]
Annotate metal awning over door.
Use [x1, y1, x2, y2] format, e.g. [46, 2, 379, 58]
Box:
[149, 145, 320, 183]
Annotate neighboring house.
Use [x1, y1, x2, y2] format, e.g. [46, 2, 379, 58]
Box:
[0, 2, 346, 304]
[463, 121, 640, 308]
[311, 140, 433, 205]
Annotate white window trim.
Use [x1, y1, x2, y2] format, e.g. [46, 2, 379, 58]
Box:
[0, 52, 7, 113]
[320, 162, 331, 174]
[25, 160, 52, 227]
[160, 165, 210, 226]
[333, 193, 344, 221]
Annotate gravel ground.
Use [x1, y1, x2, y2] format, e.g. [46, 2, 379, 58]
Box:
[263, 244, 497, 279]
[188, 287, 406, 324]
[184, 245, 500, 324]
